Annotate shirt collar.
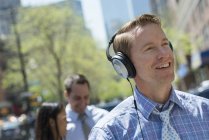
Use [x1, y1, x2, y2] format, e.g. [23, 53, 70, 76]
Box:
[66, 104, 91, 121]
[134, 87, 184, 120]
[169, 89, 184, 109]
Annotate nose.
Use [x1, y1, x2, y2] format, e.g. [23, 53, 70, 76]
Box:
[157, 46, 170, 60]
[80, 98, 88, 106]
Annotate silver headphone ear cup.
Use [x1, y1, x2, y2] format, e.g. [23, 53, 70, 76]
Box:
[112, 52, 136, 78]
[112, 58, 129, 78]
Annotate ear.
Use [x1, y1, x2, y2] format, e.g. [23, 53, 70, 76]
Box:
[64, 90, 69, 98]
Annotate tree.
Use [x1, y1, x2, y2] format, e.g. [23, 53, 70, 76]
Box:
[0, 39, 8, 100]
[3, 4, 133, 103]
[15, 5, 89, 101]
[10, 7, 29, 91]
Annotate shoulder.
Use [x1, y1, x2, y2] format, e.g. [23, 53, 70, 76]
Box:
[85, 105, 108, 122]
[87, 105, 109, 116]
[65, 104, 77, 122]
[175, 90, 209, 103]
[175, 90, 209, 112]
[89, 96, 138, 139]
[93, 96, 136, 128]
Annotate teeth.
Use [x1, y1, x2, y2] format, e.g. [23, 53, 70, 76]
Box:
[157, 63, 169, 68]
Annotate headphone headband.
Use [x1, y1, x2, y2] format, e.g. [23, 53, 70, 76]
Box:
[106, 34, 117, 61]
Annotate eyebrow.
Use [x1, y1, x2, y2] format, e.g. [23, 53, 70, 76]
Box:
[143, 38, 169, 47]
[162, 38, 169, 42]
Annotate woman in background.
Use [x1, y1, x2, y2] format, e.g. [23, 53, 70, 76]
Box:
[35, 102, 67, 140]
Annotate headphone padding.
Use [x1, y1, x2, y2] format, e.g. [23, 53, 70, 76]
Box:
[112, 52, 136, 78]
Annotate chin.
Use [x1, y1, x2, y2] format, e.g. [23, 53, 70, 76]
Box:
[79, 109, 86, 113]
[159, 72, 174, 82]
[166, 73, 175, 83]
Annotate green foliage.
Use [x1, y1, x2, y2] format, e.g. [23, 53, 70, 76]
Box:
[2, 41, 23, 92]
[3, 5, 131, 103]
[98, 78, 132, 102]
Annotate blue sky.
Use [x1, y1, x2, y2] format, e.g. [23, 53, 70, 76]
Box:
[20, 0, 150, 48]
[20, 0, 108, 47]
[21, 0, 63, 6]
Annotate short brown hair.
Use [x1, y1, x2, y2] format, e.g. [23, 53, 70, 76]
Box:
[113, 14, 161, 58]
[64, 74, 90, 94]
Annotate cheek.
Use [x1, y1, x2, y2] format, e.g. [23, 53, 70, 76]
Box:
[58, 118, 67, 136]
[69, 97, 79, 106]
[70, 101, 80, 110]
[170, 53, 175, 62]
[133, 55, 151, 69]
[87, 100, 90, 104]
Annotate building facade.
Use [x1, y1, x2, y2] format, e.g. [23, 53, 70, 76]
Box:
[0, 0, 20, 38]
[81, 0, 151, 48]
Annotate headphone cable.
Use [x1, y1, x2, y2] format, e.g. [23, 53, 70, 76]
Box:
[126, 78, 144, 140]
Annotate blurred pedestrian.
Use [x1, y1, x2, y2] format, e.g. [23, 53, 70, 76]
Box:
[64, 74, 108, 140]
[35, 102, 67, 140]
[89, 14, 209, 140]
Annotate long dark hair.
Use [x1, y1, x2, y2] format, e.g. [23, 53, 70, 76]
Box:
[35, 102, 64, 140]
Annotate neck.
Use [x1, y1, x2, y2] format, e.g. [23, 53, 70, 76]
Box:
[135, 79, 172, 104]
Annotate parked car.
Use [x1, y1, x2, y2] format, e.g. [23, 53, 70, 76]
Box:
[0, 102, 33, 140]
[0, 102, 21, 140]
[197, 80, 209, 99]
[195, 88, 209, 99]
[96, 99, 121, 111]
[0, 115, 22, 140]
[189, 80, 209, 99]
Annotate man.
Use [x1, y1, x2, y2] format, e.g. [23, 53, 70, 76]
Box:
[64, 74, 108, 140]
[89, 14, 209, 140]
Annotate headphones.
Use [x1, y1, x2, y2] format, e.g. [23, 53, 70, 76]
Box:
[106, 33, 173, 79]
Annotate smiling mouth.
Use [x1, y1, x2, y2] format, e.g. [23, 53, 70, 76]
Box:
[156, 62, 170, 69]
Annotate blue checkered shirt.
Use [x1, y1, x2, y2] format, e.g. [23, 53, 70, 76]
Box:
[89, 88, 209, 140]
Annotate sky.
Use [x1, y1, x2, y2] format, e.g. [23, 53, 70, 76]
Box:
[21, 0, 63, 6]
[20, 0, 107, 47]
[20, 0, 150, 48]
[81, 0, 107, 47]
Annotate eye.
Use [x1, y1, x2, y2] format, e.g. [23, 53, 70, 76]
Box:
[73, 96, 81, 101]
[84, 95, 89, 100]
[145, 46, 154, 51]
[146, 47, 152, 50]
[162, 42, 169, 47]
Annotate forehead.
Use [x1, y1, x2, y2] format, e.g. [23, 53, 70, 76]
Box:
[70, 83, 89, 96]
[132, 24, 166, 45]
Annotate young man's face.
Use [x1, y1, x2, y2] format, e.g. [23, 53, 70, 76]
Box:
[67, 83, 90, 114]
[130, 23, 174, 85]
